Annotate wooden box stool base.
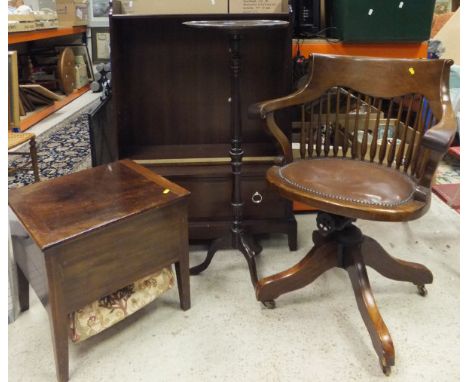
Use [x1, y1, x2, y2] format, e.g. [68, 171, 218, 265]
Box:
[9, 160, 191, 382]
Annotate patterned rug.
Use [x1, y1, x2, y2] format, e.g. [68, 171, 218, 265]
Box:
[435, 154, 460, 184]
[8, 102, 99, 188]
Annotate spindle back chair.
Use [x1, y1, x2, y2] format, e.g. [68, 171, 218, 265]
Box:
[249, 54, 456, 375]
[297, 89, 432, 171]
[8, 132, 40, 183]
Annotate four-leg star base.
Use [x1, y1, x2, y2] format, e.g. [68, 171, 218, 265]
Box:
[190, 231, 262, 285]
[255, 213, 433, 375]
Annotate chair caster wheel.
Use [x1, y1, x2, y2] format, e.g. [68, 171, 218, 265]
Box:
[380, 359, 391, 376]
[261, 300, 276, 309]
[417, 285, 428, 297]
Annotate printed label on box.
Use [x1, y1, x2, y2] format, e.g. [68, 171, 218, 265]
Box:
[230, 0, 284, 13]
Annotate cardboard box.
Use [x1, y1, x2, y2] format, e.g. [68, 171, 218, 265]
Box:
[229, 0, 288, 13]
[34, 8, 59, 29]
[120, 0, 228, 15]
[23, 0, 58, 12]
[56, 0, 88, 27]
[75, 59, 89, 89]
[8, 19, 37, 33]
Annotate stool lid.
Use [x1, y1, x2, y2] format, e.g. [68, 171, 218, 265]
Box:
[8, 160, 190, 250]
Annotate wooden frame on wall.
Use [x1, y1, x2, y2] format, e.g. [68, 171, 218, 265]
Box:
[8, 51, 20, 131]
[89, 0, 111, 27]
[91, 27, 110, 63]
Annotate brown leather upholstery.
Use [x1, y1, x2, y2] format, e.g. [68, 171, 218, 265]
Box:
[277, 158, 416, 207]
[267, 164, 427, 222]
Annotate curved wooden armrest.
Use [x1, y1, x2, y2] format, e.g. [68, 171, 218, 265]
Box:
[248, 88, 310, 119]
[421, 109, 457, 153]
[417, 107, 457, 189]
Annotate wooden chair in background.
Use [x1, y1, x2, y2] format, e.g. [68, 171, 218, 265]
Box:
[8, 132, 40, 183]
[249, 54, 456, 375]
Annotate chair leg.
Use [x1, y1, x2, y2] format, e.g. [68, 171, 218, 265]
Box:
[345, 247, 395, 376]
[44, 258, 69, 382]
[361, 236, 433, 295]
[174, 260, 191, 311]
[47, 290, 69, 382]
[48, 309, 69, 382]
[255, 236, 339, 304]
[29, 137, 40, 182]
[16, 264, 29, 312]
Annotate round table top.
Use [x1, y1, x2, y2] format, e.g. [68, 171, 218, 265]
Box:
[183, 19, 289, 31]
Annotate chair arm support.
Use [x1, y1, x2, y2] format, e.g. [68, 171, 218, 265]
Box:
[264, 113, 293, 163]
[417, 109, 457, 189]
[421, 111, 457, 153]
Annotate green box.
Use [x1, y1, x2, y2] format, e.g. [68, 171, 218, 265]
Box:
[327, 0, 436, 42]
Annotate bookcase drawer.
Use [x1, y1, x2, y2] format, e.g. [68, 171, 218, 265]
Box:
[144, 163, 290, 221]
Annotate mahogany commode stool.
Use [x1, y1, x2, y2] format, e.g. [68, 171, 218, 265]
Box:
[9, 159, 191, 382]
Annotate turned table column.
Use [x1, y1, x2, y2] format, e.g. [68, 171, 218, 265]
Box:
[183, 20, 289, 286]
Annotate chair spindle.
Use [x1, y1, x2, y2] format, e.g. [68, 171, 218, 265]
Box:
[316, 96, 323, 157]
[387, 97, 405, 167]
[411, 100, 430, 176]
[324, 92, 331, 157]
[351, 93, 362, 159]
[379, 99, 394, 164]
[369, 98, 382, 162]
[300, 104, 306, 159]
[308, 102, 315, 158]
[396, 94, 415, 170]
[404, 97, 423, 173]
[342, 92, 351, 158]
[360, 96, 372, 160]
[333, 88, 340, 157]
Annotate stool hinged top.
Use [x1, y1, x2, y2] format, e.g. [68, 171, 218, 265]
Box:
[8, 160, 190, 250]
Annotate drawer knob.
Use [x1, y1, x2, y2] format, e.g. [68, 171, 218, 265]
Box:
[252, 191, 263, 204]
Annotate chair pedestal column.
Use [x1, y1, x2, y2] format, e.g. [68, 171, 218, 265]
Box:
[256, 212, 433, 375]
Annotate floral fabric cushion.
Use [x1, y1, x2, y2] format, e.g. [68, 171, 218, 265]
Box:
[69, 267, 174, 343]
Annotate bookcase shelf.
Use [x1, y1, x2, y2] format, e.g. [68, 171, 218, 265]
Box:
[9, 26, 89, 131]
[8, 26, 87, 45]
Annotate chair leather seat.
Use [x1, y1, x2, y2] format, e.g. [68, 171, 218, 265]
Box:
[277, 158, 416, 207]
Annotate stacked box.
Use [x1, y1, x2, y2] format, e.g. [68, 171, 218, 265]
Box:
[56, 0, 88, 27]
[74, 55, 89, 89]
